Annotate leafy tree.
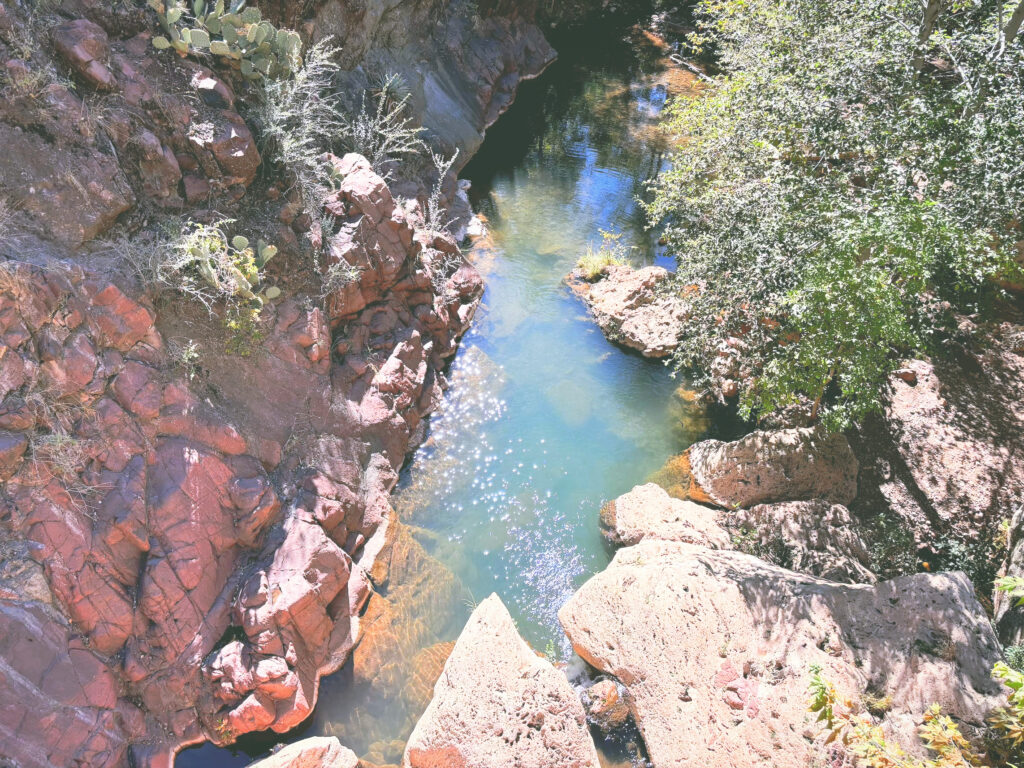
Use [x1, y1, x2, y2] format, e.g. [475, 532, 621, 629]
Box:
[647, 0, 1024, 429]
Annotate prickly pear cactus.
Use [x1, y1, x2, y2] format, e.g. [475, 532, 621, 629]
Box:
[148, 0, 303, 81]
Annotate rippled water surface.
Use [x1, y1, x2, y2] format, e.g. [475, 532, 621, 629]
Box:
[182, 22, 706, 768]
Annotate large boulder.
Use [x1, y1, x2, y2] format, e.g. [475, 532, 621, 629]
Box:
[559, 542, 1003, 768]
[567, 265, 688, 358]
[728, 500, 876, 584]
[403, 593, 600, 768]
[602, 484, 874, 584]
[682, 427, 859, 508]
[245, 737, 358, 768]
[850, 328, 1024, 577]
[600, 482, 731, 548]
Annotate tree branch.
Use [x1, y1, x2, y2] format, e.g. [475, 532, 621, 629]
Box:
[1005, 0, 1024, 47]
[914, 0, 945, 70]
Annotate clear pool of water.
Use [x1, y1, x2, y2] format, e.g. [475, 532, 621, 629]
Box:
[180, 21, 708, 768]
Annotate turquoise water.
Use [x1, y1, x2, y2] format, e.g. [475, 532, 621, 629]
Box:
[180, 22, 707, 768]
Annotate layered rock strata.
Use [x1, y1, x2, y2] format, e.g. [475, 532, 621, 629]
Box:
[0, 154, 482, 766]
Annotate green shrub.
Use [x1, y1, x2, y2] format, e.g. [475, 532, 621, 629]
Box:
[1004, 645, 1024, 674]
[159, 220, 278, 309]
[809, 662, 1024, 767]
[646, 0, 1024, 430]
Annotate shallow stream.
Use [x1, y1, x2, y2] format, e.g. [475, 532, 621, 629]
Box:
[182, 21, 712, 768]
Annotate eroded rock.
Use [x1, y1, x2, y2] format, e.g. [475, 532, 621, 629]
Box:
[567, 265, 688, 358]
[683, 426, 859, 508]
[599, 482, 730, 549]
[404, 594, 600, 768]
[244, 736, 358, 768]
[560, 541, 1003, 768]
[728, 499, 876, 584]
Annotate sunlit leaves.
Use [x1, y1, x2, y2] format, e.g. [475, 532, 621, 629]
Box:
[647, 0, 1024, 429]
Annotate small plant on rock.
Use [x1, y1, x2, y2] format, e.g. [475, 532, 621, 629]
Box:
[254, 38, 344, 215]
[809, 663, 1023, 767]
[148, 0, 302, 81]
[160, 219, 279, 310]
[341, 80, 425, 175]
[577, 230, 633, 281]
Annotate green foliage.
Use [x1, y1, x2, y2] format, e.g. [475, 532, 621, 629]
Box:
[808, 665, 984, 767]
[864, 511, 919, 580]
[1004, 645, 1024, 674]
[930, 529, 1006, 596]
[810, 662, 1024, 767]
[989, 662, 1024, 764]
[998, 575, 1024, 607]
[647, 0, 1024, 429]
[341, 79, 425, 175]
[147, 0, 301, 81]
[576, 229, 632, 280]
[254, 38, 344, 214]
[161, 220, 277, 309]
[729, 524, 793, 569]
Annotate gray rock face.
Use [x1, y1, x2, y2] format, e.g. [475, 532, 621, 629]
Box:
[729, 499, 876, 584]
[559, 541, 1003, 768]
[404, 593, 600, 768]
[567, 265, 688, 358]
[685, 427, 859, 508]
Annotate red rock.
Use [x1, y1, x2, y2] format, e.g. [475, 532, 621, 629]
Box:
[187, 111, 261, 187]
[0, 430, 28, 480]
[52, 19, 116, 90]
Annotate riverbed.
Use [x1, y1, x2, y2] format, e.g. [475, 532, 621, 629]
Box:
[180, 20, 708, 768]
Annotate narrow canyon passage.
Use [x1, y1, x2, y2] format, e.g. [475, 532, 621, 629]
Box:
[180, 20, 710, 768]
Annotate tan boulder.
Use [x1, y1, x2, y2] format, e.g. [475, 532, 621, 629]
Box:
[245, 736, 358, 768]
[567, 265, 688, 358]
[404, 593, 600, 768]
[559, 541, 1003, 768]
[685, 426, 858, 508]
[599, 482, 730, 548]
[729, 500, 876, 584]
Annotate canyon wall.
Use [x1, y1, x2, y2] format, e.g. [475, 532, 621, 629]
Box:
[0, 0, 613, 765]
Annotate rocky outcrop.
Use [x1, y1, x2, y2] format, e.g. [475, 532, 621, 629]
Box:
[0, 155, 483, 767]
[0, 0, 565, 251]
[850, 325, 1024, 578]
[680, 426, 859, 508]
[403, 593, 600, 768]
[728, 500, 876, 584]
[567, 264, 688, 358]
[245, 737, 358, 768]
[603, 483, 875, 584]
[599, 482, 730, 549]
[267, 0, 559, 181]
[560, 540, 1004, 768]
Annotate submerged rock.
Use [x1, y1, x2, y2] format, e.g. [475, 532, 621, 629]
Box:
[404, 593, 600, 768]
[683, 426, 859, 508]
[582, 679, 631, 733]
[560, 541, 1003, 768]
[245, 737, 358, 768]
[567, 264, 688, 358]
